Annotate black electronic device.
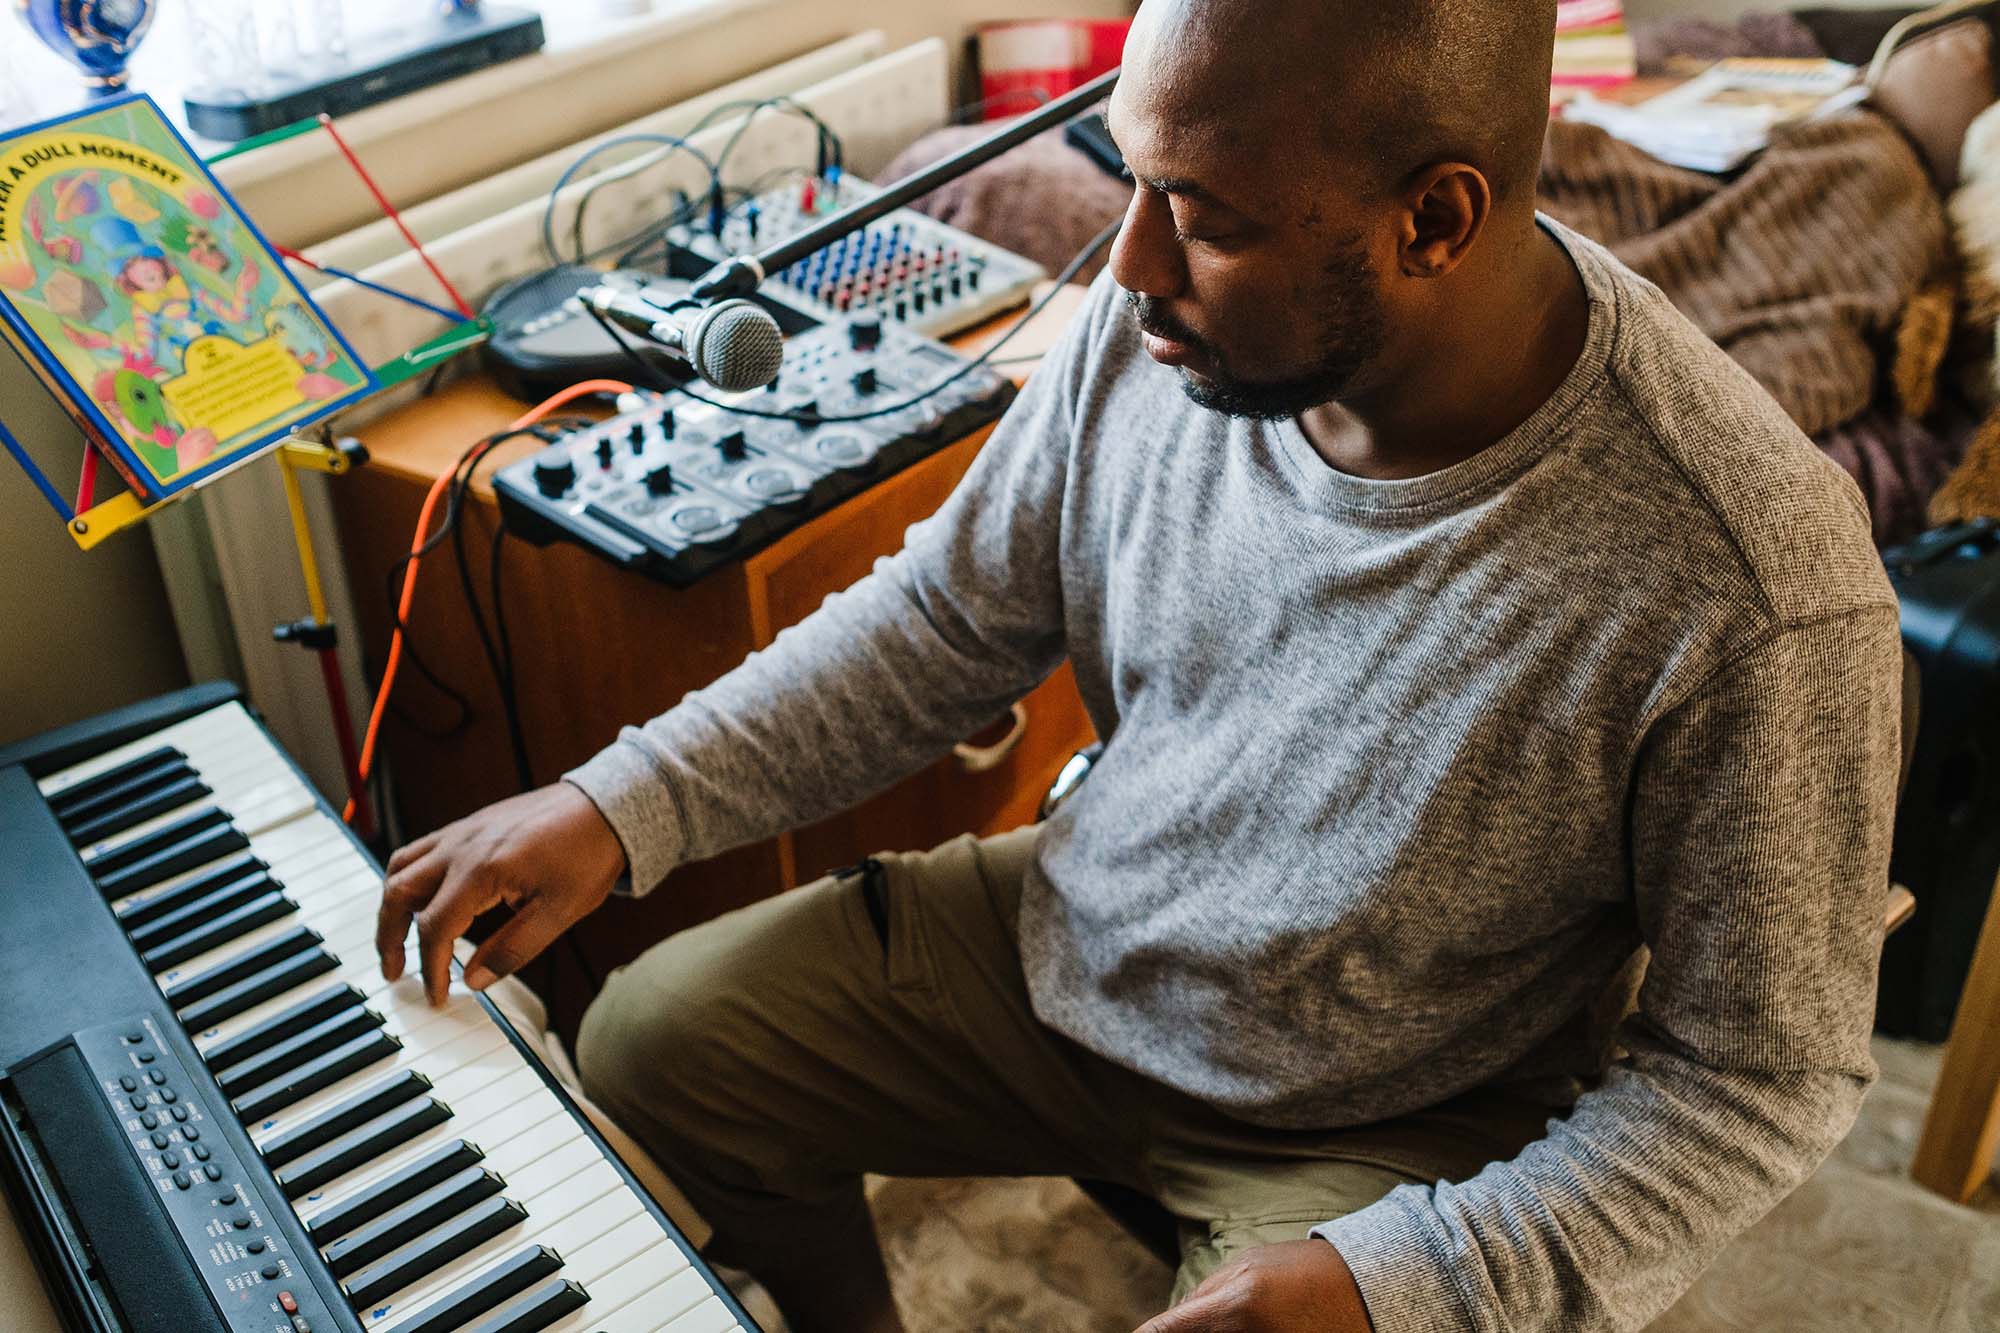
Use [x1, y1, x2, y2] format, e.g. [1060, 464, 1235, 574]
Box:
[0, 685, 758, 1332]
[1878, 518, 2000, 1040]
[1063, 110, 1128, 181]
[492, 312, 1016, 587]
[184, 7, 546, 142]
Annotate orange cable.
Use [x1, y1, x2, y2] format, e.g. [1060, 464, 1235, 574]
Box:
[344, 379, 631, 822]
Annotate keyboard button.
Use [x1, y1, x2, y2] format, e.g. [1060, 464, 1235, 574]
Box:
[140, 890, 298, 971]
[173, 1172, 191, 1190]
[151, 1133, 169, 1149]
[461, 1277, 588, 1333]
[342, 1196, 528, 1308]
[217, 1007, 384, 1099]
[378, 1244, 562, 1333]
[119, 1076, 138, 1092]
[260, 1071, 433, 1169]
[162, 1151, 180, 1169]
[46, 746, 186, 820]
[204, 1164, 222, 1181]
[177, 949, 340, 1031]
[64, 772, 210, 848]
[165, 926, 322, 1009]
[141, 1112, 158, 1129]
[304, 1139, 484, 1245]
[171, 1106, 189, 1122]
[277, 1096, 451, 1199]
[116, 855, 267, 932]
[324, 1166, 506, 1278]
[147, 1070, 166, 1085]
[202, 985, 362, 1071]
[232, 1030, 401, 1122]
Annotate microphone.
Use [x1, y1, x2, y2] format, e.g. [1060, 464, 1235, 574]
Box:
[583, 286, 785, 393]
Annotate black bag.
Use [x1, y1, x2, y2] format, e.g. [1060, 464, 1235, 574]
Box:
[1878, 518, 2000, 1040]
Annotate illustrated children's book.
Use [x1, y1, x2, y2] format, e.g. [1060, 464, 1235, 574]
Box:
[0, 93, 374, 505]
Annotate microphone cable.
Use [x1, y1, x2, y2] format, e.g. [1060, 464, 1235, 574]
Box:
[585, 216, 1122, 426]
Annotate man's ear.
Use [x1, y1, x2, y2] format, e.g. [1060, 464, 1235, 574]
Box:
[1396, 163, 1490, 279]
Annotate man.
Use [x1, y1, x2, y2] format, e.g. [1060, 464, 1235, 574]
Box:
[376, 0, 1905, 1328]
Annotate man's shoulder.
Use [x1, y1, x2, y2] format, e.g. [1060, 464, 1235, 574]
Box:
[1572, 235, 1894, 627]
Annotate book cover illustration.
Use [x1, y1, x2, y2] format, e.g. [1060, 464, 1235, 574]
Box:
[0, 93, 374, 501]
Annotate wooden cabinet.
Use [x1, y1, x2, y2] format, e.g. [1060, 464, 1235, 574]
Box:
[330, 289, 1093, 1037]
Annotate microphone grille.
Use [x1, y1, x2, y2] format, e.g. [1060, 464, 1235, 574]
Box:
[689, 300, 785, 393]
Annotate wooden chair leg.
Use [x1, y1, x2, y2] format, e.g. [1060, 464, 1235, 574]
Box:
[1911, 869, 2000, 1202]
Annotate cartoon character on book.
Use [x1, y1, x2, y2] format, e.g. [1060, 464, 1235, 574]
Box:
[114, 247, 257, 367]
[88, 356, 218, 474]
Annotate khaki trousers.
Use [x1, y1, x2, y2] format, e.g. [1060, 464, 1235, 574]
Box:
[575, 829, 1554, 1312]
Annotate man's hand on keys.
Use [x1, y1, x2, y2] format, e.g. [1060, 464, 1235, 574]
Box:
[377, 783, 628, 1006]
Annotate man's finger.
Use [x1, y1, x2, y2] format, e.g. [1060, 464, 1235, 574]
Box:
[414, 867, 499, 1007]
[384, 830, 440, 876]
[376, 851, 446, 982]
[462, 897, 575, 992]
[1134, 1281, 1235, 1333]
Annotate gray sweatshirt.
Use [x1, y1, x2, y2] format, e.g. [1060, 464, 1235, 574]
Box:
[566, 222, 1905, 1331]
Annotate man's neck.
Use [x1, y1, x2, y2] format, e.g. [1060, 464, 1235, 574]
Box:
[1296, 224, 1590, 481]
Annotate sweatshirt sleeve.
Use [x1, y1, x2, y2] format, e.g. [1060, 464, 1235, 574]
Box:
[562, 277, 1114, 895]
[1313, 602, 1904, 1332]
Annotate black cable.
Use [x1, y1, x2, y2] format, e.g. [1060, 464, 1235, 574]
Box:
[542, 133, 721, 268]
[452, 449, 533, 793]
[585, 216, 1122, 426]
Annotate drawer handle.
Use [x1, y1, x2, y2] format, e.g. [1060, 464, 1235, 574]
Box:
[953, 703, 1029, 773]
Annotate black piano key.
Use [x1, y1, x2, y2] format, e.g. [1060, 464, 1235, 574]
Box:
[261, 1071, 433, 1170]
[81, 805, 231, 874]
[126, 868, 277, 952]
[201, 984, 362, 1071]
[276, 1096, 452, 1198]
[230, 1029, 402, 1122]
[97, 823, 251, 900]
[115, 853, 266, 930]
[379, 1244, 564, 1333]
[64, 773, 209, 846]
[45, 745, 184, 819]
[177, 948, 339, 1032]
[324, 1165, 506, 1278]
[163, 925, 321, 1009]
[342, 1196, 528, 1309]
[463, 1278, 589, 1333]
[141, 891, 298, 972]
[216, 1006, 383, 1098]
[303, 1138, 483, 1244]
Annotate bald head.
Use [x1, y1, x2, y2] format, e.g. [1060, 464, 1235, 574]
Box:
[1127, 0, 1558, 202]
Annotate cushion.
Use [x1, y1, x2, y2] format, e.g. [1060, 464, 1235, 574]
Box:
[1870, 16, 1997, 192]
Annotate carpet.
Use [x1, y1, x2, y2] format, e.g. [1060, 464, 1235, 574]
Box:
[854, 1039, 2000, 1331]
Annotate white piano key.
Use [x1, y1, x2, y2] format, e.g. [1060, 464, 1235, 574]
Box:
[155, 917, 319, 992]
[288, 1072, 565, 1209]
[357, 1157, 643, 1328]
[546, 1240, 694, 1325]
[39, 704, 244, 794]
[662, 1296, 742, 1333]
[501, 1137, 606, 1203]
[555, 1206, 668, 1285]
[253, 1023, 512, 1143]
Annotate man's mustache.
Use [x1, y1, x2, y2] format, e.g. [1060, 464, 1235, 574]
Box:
[1126, 292, 1207, 350]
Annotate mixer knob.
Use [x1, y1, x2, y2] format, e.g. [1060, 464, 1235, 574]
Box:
[645, 463, 676, 495]
[717, 431, 749, 462]
[789, 398, 818, 425]
[532, 447, 576, 497]
[595, 437, 614, 468]
[659, 407, 676, 439]
[850, 367, 877, 395]
[848, 314, 882, 352]
[627, 422, 646, 453]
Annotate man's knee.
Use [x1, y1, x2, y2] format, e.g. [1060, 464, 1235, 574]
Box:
[575, 931, 741, 1135]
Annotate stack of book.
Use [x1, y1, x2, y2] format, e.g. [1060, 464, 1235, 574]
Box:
[1562, 58, 1864, 173]
[1552, 0, 1638, 101]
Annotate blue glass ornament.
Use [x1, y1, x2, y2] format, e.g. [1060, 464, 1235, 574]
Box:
[15, 0, 159, 95]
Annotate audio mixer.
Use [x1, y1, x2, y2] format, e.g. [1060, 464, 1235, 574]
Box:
[670, 173, 1046, 340]
[492, 306, 1017, 587]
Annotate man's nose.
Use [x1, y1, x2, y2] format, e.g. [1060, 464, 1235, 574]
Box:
[1108, 185, 1187, 301]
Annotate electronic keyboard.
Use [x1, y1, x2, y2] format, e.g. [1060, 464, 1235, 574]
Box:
[0, 683, 757, 1333]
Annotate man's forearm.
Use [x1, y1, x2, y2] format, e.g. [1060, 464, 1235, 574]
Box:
[1314, 1035, 1870, 1332]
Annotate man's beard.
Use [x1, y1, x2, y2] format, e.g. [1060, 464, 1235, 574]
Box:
[1127, 236, 1387, 421]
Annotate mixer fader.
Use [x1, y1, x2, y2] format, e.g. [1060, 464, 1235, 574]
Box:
[493, 310, 1017, 587]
